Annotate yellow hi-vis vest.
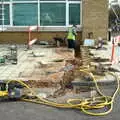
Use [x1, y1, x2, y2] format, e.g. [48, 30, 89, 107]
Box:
[67, 27, 75, 40]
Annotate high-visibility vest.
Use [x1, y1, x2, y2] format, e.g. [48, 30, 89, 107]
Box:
[67, 27, 75, 40]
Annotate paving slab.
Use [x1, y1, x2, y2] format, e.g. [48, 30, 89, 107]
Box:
[0, 44, 74, 87]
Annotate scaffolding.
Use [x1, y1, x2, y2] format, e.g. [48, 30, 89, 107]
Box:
[110, 0, 120, 25]
[110, 0, 120, 37]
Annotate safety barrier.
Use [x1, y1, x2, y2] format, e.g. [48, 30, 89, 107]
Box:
[27, 26, 38, 49]
[111, 35, 120, 64]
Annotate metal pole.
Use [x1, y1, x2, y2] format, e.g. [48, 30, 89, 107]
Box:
[111, 38, 115, 63]
[28, 27, 31, 49]
[110, 3, 120, 22]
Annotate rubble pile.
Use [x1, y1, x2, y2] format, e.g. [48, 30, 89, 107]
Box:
[19, 47, 77, 88]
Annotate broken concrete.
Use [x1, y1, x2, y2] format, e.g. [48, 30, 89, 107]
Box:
[0, 45, 75, 88]
[0, 43, 119, 100]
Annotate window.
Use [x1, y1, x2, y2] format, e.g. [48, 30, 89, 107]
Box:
[0, 4, 10, 25]
[68, 0, 80, 1]
[2, 0, 10, 1]
[13, 3, 38, 26]
[69, 4, 80, 25]
[0, 0, 81, 29]
[41, 0, 66, 1]
[12, 0, 37, 2]
[40, 3, 66, 26]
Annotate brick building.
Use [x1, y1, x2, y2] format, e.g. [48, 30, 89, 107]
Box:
[0, 0, 108, 44]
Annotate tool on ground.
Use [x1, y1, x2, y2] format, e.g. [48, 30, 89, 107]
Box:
[46, 64, 74, 75]
[2, 45, 17, 65]
[9, 45, 17, 64]
[0, 69, 119, 116]
[0, 57, 5, 64]
[0, 80, 23, 99]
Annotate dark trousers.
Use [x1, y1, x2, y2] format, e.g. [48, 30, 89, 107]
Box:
[68, 39, 75, 49]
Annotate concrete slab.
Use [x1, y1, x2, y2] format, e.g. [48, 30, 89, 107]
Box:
[0, 44, 75, 87]
[72, 74, 116, 87]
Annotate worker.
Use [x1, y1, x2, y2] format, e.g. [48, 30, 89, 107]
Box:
[67, 25, 77, 49]
[53, 34, 64, 47]
[96, 37, 104, 49]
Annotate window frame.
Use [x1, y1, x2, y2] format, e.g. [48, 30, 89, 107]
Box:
[0, 0, 82, 31]
[0, 2, 10, 26]
[69, 3, 81, 25]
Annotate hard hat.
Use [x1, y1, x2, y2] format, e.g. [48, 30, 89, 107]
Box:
[69, 25, 73, 27]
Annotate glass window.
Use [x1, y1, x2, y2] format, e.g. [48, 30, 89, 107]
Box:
[0, 1, 81, 27]
[40, 3, 66, 26]
[68, 0, 81, 2]
[40, 0, 66, 1]
[69, 4, 80, 25]
[0, 4, 10, 25]
[2, 0, 10, 1]
[13, 3, 38, 26]
[13, 0, 37, 2]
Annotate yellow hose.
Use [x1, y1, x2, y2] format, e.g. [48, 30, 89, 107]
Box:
[0, 91, 8, 97]
[6, 70, 119, 116]
[80, 71, 119, 116]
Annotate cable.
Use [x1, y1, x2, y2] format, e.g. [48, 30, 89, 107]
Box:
[5, 69, 119, 116]
[0, 91, 8, 97]
[80, 71, 119, 116]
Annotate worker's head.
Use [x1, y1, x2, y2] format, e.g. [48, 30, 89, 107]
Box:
[73, 24, 77, 28]
[98, 37, 102, 41]
[69, 24, 73, 27]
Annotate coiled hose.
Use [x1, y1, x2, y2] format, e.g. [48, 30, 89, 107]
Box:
[6, 69, 119, 116]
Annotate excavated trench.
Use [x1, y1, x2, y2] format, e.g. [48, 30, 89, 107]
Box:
[23, 46, 91, 90]
[0, 44, 114, 97]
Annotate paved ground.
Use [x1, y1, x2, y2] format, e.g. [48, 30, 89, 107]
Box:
[0, 91, 119, 120]
[0, 45, 75, 88]
[0, 44, 74, 80]
[0, 83, 119, 120]
[0, 43, 120, 120]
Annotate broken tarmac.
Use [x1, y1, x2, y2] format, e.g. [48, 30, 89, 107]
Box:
[0, 43, 118, 99]
[0, 44, 75, 88]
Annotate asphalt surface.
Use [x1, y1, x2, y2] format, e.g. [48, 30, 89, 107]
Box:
[0, 91, 120, 120]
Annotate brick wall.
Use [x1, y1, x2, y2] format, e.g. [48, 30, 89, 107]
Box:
[0, 32, 82, 44]
[82, 0, 108, 41]
[0, 0, 108, 44]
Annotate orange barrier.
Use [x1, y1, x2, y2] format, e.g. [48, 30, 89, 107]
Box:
[28, 26, 38, 49]
[111, 40, 115, 63]
[111, 35, 120, 64]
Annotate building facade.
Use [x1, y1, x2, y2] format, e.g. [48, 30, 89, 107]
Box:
[0, 0, 108, 44]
